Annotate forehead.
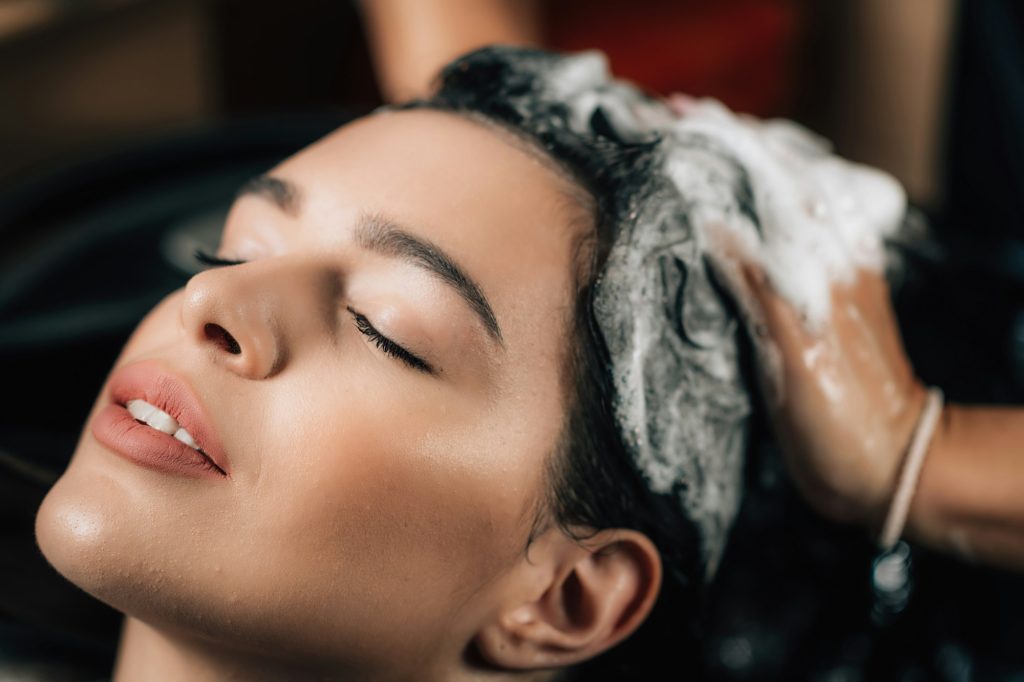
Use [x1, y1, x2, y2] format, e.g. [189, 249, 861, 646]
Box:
[283, 106, 586, 229]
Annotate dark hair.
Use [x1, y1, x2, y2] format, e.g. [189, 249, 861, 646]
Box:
[542, 167, 706, 681]
[392, 46, 708, 679]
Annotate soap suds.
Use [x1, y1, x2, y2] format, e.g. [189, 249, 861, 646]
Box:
[409, 46, 922, 579]
[546, 51, 913, 577]
[663, 98, 906, 332]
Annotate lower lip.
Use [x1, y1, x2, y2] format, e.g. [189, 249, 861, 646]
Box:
[92, 404, 225, 480]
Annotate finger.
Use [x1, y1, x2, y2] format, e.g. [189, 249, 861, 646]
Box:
[665, 93, 696, 117]
[836, 269, 917, 388]
[702, 248, 789, 407]
[867, 274, 919, 386]
[701, 223, 787, 340]
[734, 261, 841, 412]
[701, 224, 833, 408]
[738, 261, 820, 359]
[703, 240, 767, 333]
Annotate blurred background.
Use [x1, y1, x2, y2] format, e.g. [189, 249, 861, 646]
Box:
[0, 0, 955, 203]
[1, 0, 1022, 680]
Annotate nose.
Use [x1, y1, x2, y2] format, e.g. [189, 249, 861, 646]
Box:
[180, 257, 334, 379]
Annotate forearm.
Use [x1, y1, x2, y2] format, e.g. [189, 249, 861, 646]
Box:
[357, 0, 541, 103]
[906, 403, 1024, 570]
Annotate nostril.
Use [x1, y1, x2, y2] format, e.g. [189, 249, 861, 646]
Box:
[204, 323, 241, 355]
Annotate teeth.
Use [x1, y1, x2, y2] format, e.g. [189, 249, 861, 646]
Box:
[148, 410, 178, 434]
[173, 427, 199, 449]
[126, 399, 157, 423]
[126, 399, 203, 453]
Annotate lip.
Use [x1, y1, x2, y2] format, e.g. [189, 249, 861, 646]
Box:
[92, 360, 231, 479]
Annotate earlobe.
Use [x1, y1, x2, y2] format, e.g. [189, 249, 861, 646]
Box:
[475, 529, 662, 670]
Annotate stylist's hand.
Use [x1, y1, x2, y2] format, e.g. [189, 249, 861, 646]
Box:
[709, 237, 929, 531]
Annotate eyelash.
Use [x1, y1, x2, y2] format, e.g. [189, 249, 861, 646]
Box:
[193, 248, 247, 268]
[347, 306, 434, 374]
[192, 248, 434, 375]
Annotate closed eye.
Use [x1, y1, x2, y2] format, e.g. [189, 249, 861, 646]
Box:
[347, 306, 434, 375]
[193, 248, 247, 268]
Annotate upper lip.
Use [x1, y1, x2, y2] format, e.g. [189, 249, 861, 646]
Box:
[106, 360, 231, 477]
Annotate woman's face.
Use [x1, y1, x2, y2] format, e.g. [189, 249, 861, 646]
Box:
[36, 109, 588, 675]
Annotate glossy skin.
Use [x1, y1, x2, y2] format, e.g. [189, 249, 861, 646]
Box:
[713, 251, 927, 527]
[713, 241, 1024, 571]
[35, 109, 660, 681]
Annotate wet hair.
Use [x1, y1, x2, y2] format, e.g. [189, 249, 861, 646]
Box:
[391, 46, 706, 678]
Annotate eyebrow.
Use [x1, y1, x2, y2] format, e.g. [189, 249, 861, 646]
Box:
[355, 213, 504, 345]
[237, 175, 301, 216]
[238, 174, 504, 346]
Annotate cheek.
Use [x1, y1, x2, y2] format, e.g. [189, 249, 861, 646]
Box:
[223, 359, 537, 647]
[256, 366, 528, 592]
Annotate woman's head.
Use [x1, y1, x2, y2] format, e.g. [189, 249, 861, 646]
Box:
[407, 46, 757, 582]
[33, 51, 704, 679]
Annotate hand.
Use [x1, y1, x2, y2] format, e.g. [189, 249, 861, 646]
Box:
[707, 234, 929, 531]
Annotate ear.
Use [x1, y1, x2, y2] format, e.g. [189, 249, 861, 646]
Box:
[474, 528, 662, 670]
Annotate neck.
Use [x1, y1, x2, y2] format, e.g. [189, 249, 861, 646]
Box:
[113, 617, 560, 681]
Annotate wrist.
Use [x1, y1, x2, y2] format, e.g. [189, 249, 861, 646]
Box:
[905, 399, 958, 548]
[894, 399, 957, 550]
[857, 381, 929, 537]
[876, 386, 945, 550]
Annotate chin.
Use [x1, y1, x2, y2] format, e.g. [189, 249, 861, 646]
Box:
[35, 475, 214, 646]
[33, 454, 201, 631]
[34, 458, 304, 655]
[35, 462, 143, 610]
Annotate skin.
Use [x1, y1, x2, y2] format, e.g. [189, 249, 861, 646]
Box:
[35, 109, 661, 681]
[710, 233, 1024, 572]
